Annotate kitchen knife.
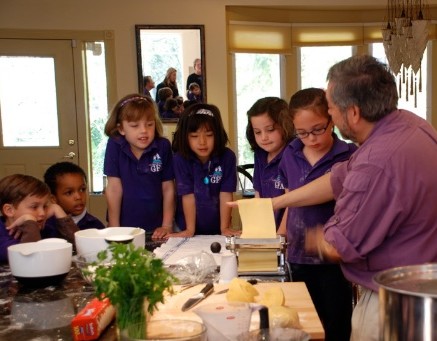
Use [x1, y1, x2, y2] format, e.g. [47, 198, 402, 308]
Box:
[181, 282, 214, 311]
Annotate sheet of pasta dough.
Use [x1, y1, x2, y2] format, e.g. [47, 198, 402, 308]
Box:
[238, 249, 278, 272]
[238, 198, 277, 239]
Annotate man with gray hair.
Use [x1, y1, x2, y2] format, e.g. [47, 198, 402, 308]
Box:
[143, 75, 155, 98]
[270, 55, 437, 340]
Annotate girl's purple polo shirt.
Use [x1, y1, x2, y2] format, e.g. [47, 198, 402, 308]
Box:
[104, 136, 174, 232]
[253, 148, 286, 228]
[173, 147, 237, 235]
[279, 134, 357, 264]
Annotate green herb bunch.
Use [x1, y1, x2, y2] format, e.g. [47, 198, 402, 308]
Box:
[92, 243, 176, 338]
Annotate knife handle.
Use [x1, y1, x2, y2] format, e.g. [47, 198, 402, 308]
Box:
[200, 282, 214, 295]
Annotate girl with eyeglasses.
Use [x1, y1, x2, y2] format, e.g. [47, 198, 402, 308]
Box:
[103, 94, 175, 239]
[280, 87, 357, 341]
[170, 103, 237, 237]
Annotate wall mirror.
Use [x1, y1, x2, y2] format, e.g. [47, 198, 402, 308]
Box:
[135, 25, 206, 122]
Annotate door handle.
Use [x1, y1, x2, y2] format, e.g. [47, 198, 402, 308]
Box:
[63, 152, 76, 159]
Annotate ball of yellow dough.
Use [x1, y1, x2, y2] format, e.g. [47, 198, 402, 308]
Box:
[226, 278, 259, 302]
[268, 305, 301, 329]
[259, 286, 285, 307]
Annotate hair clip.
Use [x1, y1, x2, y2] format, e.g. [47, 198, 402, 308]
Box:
[119, 96, 148, 108]
[195, 108, 214, 117]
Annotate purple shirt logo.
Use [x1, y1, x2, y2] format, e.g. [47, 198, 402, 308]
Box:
[274, 175, 284, 190]
[210, 166, 223, 184]
[150, 153, 163, 172]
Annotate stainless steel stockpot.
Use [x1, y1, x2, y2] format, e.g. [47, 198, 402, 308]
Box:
[374, 263, 437, 341]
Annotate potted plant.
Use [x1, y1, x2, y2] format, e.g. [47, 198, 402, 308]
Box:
[91, 242, 176, 339]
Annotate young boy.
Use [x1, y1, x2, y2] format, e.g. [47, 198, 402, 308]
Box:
[43, 162, 105, 239]
[157, 87, 173, 115]
[187, 82, 202, 103]
[161, 97, 179, 119]
[0, 174, 79, 262]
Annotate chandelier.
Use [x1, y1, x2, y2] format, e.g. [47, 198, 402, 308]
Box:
[381, 0, 430, 106]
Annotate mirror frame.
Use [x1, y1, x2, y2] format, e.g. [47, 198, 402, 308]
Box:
[135, 24, 206, 116]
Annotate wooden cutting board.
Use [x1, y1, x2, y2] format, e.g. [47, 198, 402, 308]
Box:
[152, 282, 325, 340]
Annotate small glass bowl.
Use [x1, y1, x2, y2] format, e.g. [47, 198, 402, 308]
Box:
[73, 251, 113, 284]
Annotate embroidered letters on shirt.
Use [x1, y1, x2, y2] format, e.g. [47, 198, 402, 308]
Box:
[150, 153, 162, 172]
[210, 166, 223, 183]
[274, 175, 284, 190]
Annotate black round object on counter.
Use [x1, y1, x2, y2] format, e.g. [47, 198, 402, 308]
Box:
[210, 242, 222, 253]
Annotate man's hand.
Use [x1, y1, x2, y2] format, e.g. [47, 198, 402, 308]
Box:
[305, 225, 342, 263]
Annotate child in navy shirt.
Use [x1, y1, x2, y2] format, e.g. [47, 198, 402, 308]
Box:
[170, 103, 237, 237]
[103, 94, 175, 239]
[186, 82, 202, 103]
[0, 174, 78, 262]
[43, 162, 105, 239]
[161, 97, 179, 119]
[245, 97, 294, 231]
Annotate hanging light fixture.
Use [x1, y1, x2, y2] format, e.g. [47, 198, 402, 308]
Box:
[381, 0, 430, 106]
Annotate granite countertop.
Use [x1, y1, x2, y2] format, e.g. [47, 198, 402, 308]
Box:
[0, 264, 117, 341]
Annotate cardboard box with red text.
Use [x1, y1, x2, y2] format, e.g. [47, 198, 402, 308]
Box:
[71, 298, 115, 340]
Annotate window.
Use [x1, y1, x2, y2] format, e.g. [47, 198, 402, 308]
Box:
[300, 46, 353, 89]
[300, 46, 354, 142]
[84, 42, 108, 193]
[137, 31, 183, 100]
[0, 56, 59, 146]
[234, 53, 281, 165]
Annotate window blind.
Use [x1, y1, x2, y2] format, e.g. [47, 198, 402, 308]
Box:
[228, 21, 435, 52]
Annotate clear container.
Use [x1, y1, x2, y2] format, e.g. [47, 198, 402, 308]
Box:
[237, 328, 310, 341]
[119, 320, 207, 341]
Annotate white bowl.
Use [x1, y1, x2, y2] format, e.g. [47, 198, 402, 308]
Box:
[74, 227, 146, 255]
[8, 240, 73, 287]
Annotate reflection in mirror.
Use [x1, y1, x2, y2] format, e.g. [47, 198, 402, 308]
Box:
[135, 25, 206, 122]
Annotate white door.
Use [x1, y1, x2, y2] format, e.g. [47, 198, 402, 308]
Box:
[0, 39, 78, 179]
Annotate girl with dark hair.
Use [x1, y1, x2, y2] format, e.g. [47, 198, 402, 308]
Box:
[170, 103, 237, 237]
[246, 97, 294, 230]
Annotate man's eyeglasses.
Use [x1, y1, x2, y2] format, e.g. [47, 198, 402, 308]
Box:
[295, 119, 331, 139]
